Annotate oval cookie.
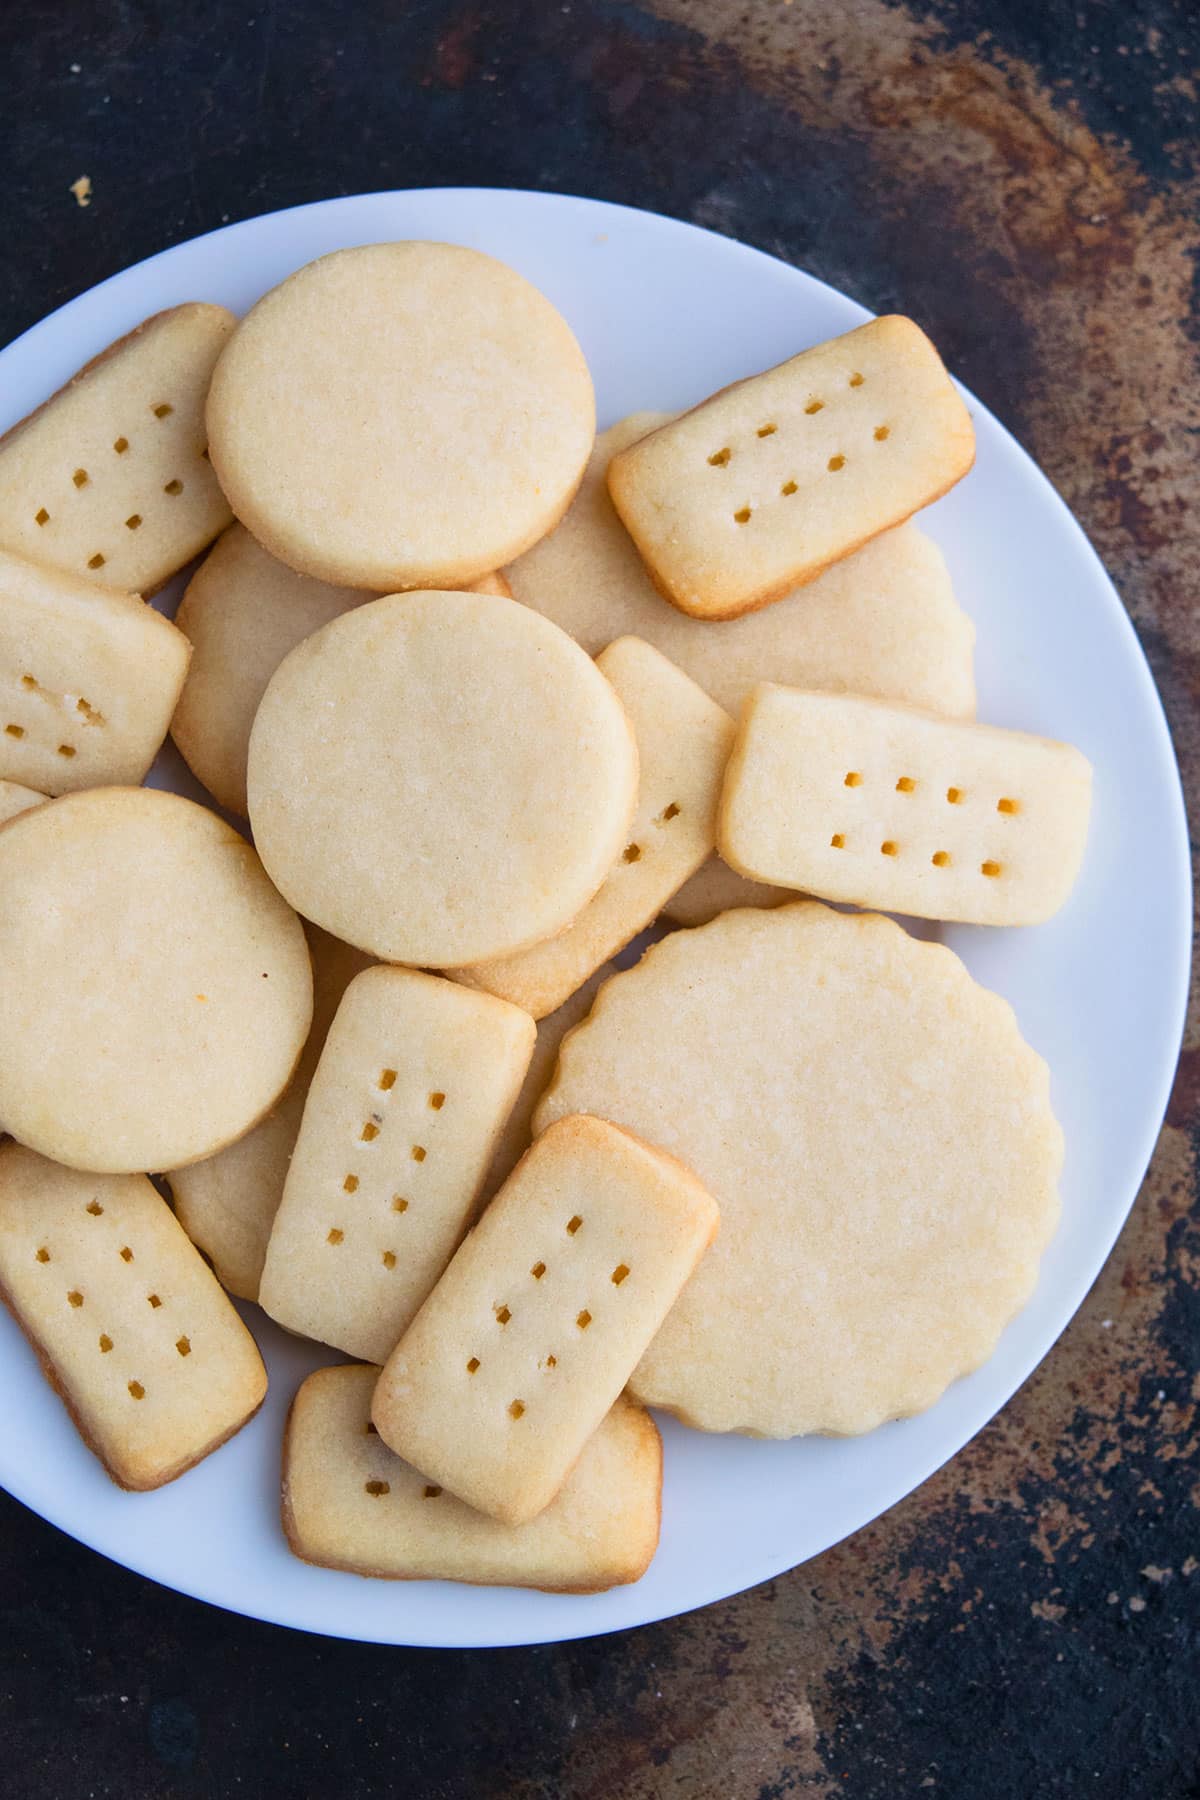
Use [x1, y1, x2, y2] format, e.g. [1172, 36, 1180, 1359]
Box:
[535, 902, 1062, 1438]
[206, 243, 595, 590]
[248, 591, 638, 968]
[0, 788, 312, 1173]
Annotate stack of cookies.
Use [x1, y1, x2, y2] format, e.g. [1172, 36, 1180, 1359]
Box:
[0, 241, 1091, 1594]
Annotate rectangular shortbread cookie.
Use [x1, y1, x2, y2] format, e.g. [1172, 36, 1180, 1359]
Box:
[455, 637, 734, 1017]
[259, 966, 536, 1364]
[284, 1365, 662, 1592]
[0, 1142, 266, 1490]
[607, 317, 975, 620]
[0, 546, 190, 794]
[0, 303, 235, 593]
[372, 1114, 719, 1524]
[719, 686, 1093, 927]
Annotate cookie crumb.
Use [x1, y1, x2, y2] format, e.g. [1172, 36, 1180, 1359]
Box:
[70, 175, 92, 208]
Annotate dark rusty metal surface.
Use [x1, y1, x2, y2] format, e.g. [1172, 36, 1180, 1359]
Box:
[2, 2, 1198, 1794]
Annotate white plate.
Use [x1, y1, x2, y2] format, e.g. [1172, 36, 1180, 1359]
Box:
[0, 189, 1189, 1649]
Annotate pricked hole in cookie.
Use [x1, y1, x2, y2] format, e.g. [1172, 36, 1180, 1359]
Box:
[757, 422, 777, 437]
[77, 697, 103, 724]
[128, 1380, 145, 1400]
[733, 507, 752, 525]
[566, 1215, 583, 1236]
[35, 1247, 50, 1264]
[932, 851, 952, 868]
[4, 725, 24, 739]
[86, 1200, 103, 1216]
[544, 1354, 557, 1369]
[163, 478, 184, 496]
[360, 1122, 379, 1142]
[392, 1197, 409, 1213]
[364, 1479, 389, 1497]
[429, 1092, 445, 1110]
[21, 675, 38, 690]
[68, 1290, 84, 1308]
[423, 1484, 442, 1498]
[495, 1305, 512, 1325]
[946, 787, 965, 805]
[830, 833, 845, 849]
[880, 841, 899, 857]
[658, 802, 681, 823]
[87, 553, 106, 570]
[874, 425, 890, 441]
[576, 1310, 592, 1331]
[780, 479, 798, 496]
[998, 797, 1020, 815]
[343, 1174, 359, 1193]
[57, 745, 76, 759]
[113, 437, 129, 455]
[152, 402, 174, 419]
[611, 1263, 630, 1286]
[381, 1251, 396, 1269]
[327, 1228, 344, 1245]
[827, 454, 846, 472]
[508, 1400, 526, 1420]
[35, 508, 50, 526]
[73, 468, 88, 488]
[411, 1146, 426, 1163]
[98, 1334, 113, 1354]
[531, 1261, 546, 1280]
[125, 514, 142, 531]
[849, 372, 865, 387]
[467, 1357, 480, 1374]
[844, 771, 862, 788]
[176, 1336, 191, 1357]
[623, 843, 641, 863]
[708, 447, 732, 466]
[981, 860, 1003, 878]
[378, 1069, 397, 1091]
[895, 776, 916, 793]
[805, 399, 824, 415]
[147, 1294, 162, 1309]
[119, 1246, 133, 1263]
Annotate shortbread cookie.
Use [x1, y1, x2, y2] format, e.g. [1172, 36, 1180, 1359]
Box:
[536, 903, 1063, 1437]
[169, 925, 373, 1301]
[0, 546, 190, 795]
[207, 243, 594, 590]
[284, 1367, 661, 1592]
[0, 1143, 266, 1489]
[720, 688, 1093, 927]
[0, 779, 46, 827]
[662, 857, 793, 929]
[0, 304, 235, 592]
[0, 788, 312, 1173]
[171, 527, 514, 816]
[372, 1114, 718, 1524]
[455, 638, 732, 1017]
[260, 967, 535, 1363]
[248, 591, 638, 967]
[506, 415, 976, 719]
[607, 319, 975, 619]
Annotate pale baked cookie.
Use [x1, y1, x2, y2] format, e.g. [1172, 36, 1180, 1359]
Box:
[284, 1367, 661, 1592]
[372, 1114, 718, 1525]
[661, 856, 793, 929]
[171, 526, 514, 817]
[455, 638, 732, 1017]
[259, 967, 535, 1364]
[206, 243, 594, 590]
[168, 924, 373, 1302]
[0, 788, 312, 1173]
[0, 778, 46, 827]
[535, 903, 1063, 1438]
[248, 591, 638, 967]
[506, 415, 976, 720]
[0, 304, 235, 592]
[720, 688, 1093, 927]
[0, 1143, 266, 1489]
[606, 319, 975, 619]
[0, 546, 190, 796]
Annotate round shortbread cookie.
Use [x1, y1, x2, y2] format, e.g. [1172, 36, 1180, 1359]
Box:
[0, 787, 312, 1174]
[247, 590, 638, 968]
[206, 243, 595, 590]
[535, 902, 1062, 1438]
[505, 413, 976, 720]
